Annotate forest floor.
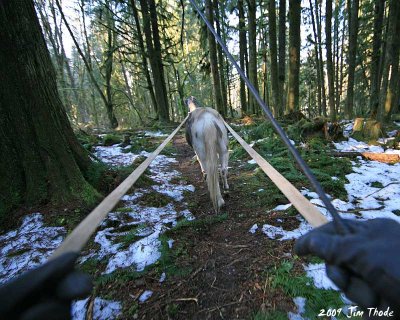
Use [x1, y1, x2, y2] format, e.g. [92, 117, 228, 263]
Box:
[1, 119, 399, 320]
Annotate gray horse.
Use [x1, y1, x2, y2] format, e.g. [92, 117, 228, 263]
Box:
[185, 97, 229, 213]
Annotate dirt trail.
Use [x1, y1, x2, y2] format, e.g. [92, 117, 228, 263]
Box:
[138, 134, 297, 319]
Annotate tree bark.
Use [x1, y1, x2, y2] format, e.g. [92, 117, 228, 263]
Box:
[309, 0, 322, 115]
[238, 0, 248, 114]
[247, 0, 259, 114]
[214, 0, 227, 116]
[130, 0, 157, 116]
[287, 0, 301, 113]
[381, 0, 400, 121]
[278, 0, 286, 111]
[369, 0, 385, 119]
[139, 0, 169, 121]
[0, 0, 99, 219]
[206, 0, 224, 115]
[315, 0, 327, 117]
[268, 0, 282, 116]
[104, 0, 118, 129]
[345, 0, 360, 119]
[326, 0, 336, 120]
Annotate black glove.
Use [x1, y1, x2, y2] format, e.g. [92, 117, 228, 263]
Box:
[295, 218, 400, 314]
[0, 252, 92, 320]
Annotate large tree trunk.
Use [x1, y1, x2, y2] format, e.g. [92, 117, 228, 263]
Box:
[0, 0, 99, 220]
[326, 0, 336, 120]
[130, 0, 157, 116]
[206, 0, 224, 115]
[268, 0, 282, 117]
[238, 0, 247, 114]
[345, 0, 359, 119]
[381, 0, 400, 121]
[287, 0, 301, 113]
[315, 0, 327, 117]
[104, 0, 118, 129]
[214, 0, 227, 116]
[278, 0, 286, 113]
[369, 0, 385, 119]
[148, 0, 169, 121]
[247, 0, 259, 114]
[309, 0, 322, 115]
[333, 0, 342, 115]
[139, 0, 169, 121]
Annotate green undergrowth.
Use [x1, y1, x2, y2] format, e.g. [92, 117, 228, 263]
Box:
[165, 213, 228, 236]
[103, 133, 122, 146]
[230, 120, 352, 200]
[138, 192, 174, 207]
[267, 261, 348, 319]
[76, 131, 100, 151]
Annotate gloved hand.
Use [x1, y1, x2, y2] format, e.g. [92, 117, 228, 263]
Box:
[0, 252, 92, 320]
[295, 218, 400, 314]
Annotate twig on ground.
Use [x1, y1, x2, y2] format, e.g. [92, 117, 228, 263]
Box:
[174, 297, 198, 304]
[363, 181, 400, 198]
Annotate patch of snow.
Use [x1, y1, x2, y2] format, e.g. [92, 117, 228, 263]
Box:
[333, 138, 385, 153]
[94, 145, 139, 166]
[258, 188, 264, 192]
[272, 203, 292, 211]
[288, 297, 307, 320]
[304, 263, 338, 290]
[262, 222, 313, 241]
[82, 147, 196, 275]
[139, 290, 153, 303]
[387, 130, 398, 137]
[144, 131, 168, 137]
[331, 176, 339, 181]
[159, 272, 166, 283]
[301, 189, 319, 199]
[167, 239, 174, 249]
[0, 213, 65, 284]
[249, 224, 258, 234]
[72, 298, 122, 320]
[290, 139, 295, 145]
[247, 159, 256, 164]
[180, 209, 195, 221]
[105, 229, 162, 274]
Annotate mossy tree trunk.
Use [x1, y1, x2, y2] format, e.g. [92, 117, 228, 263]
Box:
[0, 0, 99, 220]
[287, 0, 301, 113]
[206, 0, 224, 116]
[238, 0, 248, 114]
[247, 0, 259, 114]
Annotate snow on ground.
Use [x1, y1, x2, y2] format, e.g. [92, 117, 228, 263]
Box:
[0, 143, 194, 319]
[94, 145, 140, 166]
[288, 297, 307, 320]
[143, 131, 168, 137]
[72, 298, 122, 320]
[139, 290, 153, 303]
[250, 127, 400, 316]
[0, 213, 66, 284]
[333, 137, 400, 155]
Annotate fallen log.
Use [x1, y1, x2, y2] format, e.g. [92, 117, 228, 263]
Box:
[331, 151, 400, 164]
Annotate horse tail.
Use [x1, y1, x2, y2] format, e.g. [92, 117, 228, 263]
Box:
[204, 122, 224, 213]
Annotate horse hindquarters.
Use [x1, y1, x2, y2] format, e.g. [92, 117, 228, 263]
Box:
[203, 124, 224, 213]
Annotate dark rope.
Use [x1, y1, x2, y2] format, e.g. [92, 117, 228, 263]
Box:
[188, 0, 349, 234]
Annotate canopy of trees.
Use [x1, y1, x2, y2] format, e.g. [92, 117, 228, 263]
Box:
[29, 0, 400, 127]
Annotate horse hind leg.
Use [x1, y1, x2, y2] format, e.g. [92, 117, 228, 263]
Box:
[195, 151, 207, 181]
[219, 142, 229, 190]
